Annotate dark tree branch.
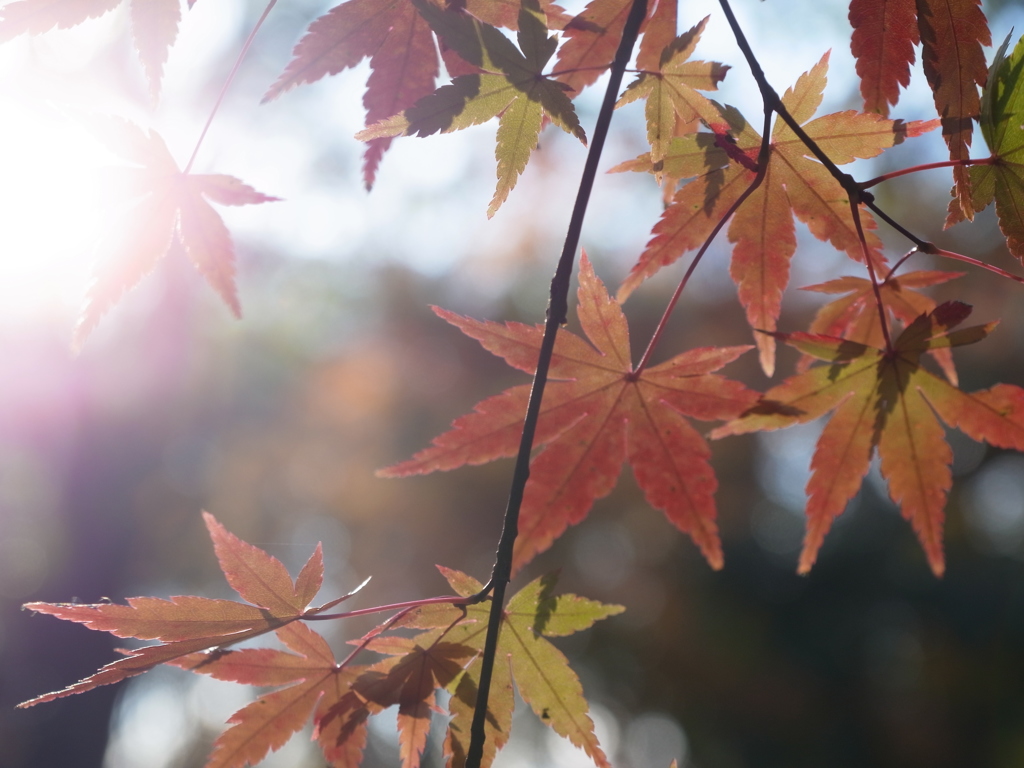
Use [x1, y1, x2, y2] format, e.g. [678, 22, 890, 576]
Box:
[463, 0, 649, 765]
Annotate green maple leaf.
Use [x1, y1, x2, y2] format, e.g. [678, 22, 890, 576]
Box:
[356, 0, 584, 217]
[390, 567, 623, 768]
[949, 33, 1024, 260]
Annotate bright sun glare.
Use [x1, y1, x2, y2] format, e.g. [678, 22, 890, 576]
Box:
[0, 36, 124, 328]
[0, 99, 112, 324]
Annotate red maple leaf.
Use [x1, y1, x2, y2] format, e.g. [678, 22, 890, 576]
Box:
[75, 118, 277, 347]
[849, 0, 919, 116]
[379, 253, 757, 572]
[917, 0, 990, 221]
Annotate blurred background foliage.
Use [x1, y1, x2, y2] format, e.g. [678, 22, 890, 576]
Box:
[4, 1, 1024, 767]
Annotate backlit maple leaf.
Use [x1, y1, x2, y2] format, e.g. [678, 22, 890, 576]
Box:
[712, 302, 1024, 577]
[356, 0, 584, 217]
[849, 0, 919, 116]
[75, 118, 277, 348]
[0, 0, 191, 97]
[617, 53, 937, 376]
[263, 0, 440, 189]
[847, 0, 989, 217]
[18, 512, 363, 707]
[379, 253, 757, 572]
[947, 33, 1024, 259]
[550, 0, 674, 98]
[175, 623, 376, 768]
[799, 270, 963, 383]
[176, 623, 477, 768]
[616, 16, 729, 169]
[916, 0, 990, 221]
[551, 0, 632, 96]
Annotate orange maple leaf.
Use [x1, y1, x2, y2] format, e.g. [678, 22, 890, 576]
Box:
[915, 0, 990, 221]
[379, 253, 757, 572]
[18, 512, 362, 707]
[712, 302, 1024, 577]
[551, 0, 678, 97]
[617, 53, 937, 377]
[75, 118, 277, 348]
[552, 0, 634, 96]
[355, 636, 479, 768]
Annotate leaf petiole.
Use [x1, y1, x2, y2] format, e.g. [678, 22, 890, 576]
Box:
[304, 593, 480, 622]
[859, 157, 996, 190]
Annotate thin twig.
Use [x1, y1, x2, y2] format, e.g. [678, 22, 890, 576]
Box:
[183, 0, 279, 174]
[462, 0, 648, 765]
[305, 594, 474, 621]
[865, 200, 928, 248]
[849, 198, 893, 351]
[925, 246, 1024, 285]
[860, 157, 994, 189]
[882, 248, 920, 280]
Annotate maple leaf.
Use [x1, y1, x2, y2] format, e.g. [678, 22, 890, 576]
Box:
[633, 0, 674, 70]
[355, 0, 584, 217]
[174, 622, 375, 768]
[451, 0, 572, 32]
[549, 0, 672, 98]
[176, 622, 477, 768]
[947, 33, 1024, 261]
[848, 0, 919, 116]
[379, 253, 757, 572]
[799, 270, 964, 384]
[616, 17, 729, 169]
[608, 130, 729, 203]
[18, 512, 362, 707]
[393, 567, 623, 768]
[551, 0, 631, 97]
[617, 53, 937, 376]
[916, 0, 990, 221]
[712, 302, 1024, 577]
[262, 0, 440, 189]
[0, 0, 191, 97]
[75, 118, 277, 348]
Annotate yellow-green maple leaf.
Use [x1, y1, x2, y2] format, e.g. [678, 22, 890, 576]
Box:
[356, 0, 584, 216]
[616, 16, 728, 170]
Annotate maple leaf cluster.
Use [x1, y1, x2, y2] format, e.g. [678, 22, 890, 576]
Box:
[15, 1, 1024, 765]
[22, 513, 622, 768]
